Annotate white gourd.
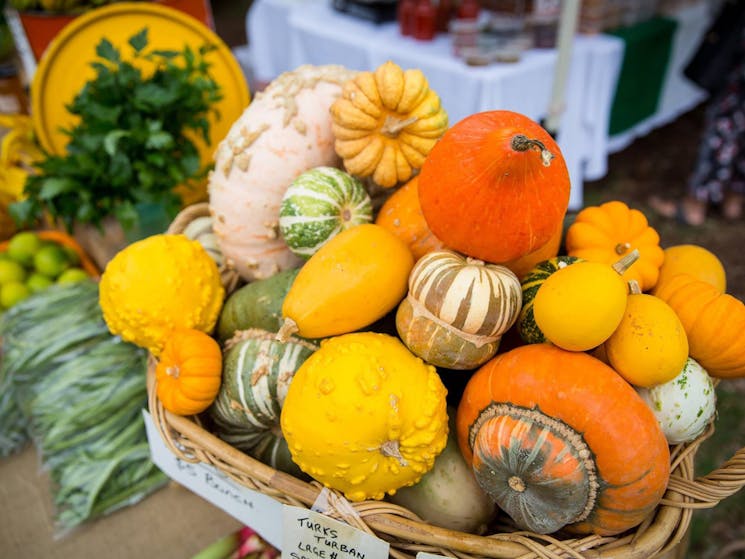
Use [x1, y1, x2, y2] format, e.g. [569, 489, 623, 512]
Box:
[209, 64, 357, 281]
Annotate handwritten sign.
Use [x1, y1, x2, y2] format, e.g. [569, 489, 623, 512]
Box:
[282, 505, 389, 559]
[143, 410, 283, 548]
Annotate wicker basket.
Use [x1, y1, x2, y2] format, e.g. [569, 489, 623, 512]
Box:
[150, 202, 745, 559]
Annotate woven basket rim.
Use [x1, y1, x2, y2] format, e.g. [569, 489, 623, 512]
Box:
[153, 203, 745, 559]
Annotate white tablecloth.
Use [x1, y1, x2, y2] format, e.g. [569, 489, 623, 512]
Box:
[247, 0, 624, 210]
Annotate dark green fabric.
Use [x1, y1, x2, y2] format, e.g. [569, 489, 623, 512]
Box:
[608, 16, 678, 135]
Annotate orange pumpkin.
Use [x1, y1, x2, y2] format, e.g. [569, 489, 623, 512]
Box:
[418, 110, 570, 264]
[456, 344, 670, 536]
[654, 273, 745, 378]
[565, 200, 664, 292]
[155, 327, 223, 416]
[375, 175, 446, 260]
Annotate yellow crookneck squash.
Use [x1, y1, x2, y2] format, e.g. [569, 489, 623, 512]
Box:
[279, 223, 414, 340]
[330, 60, 449, 188]
[565, 200, 664, 292]
[280, 332, 449, 501]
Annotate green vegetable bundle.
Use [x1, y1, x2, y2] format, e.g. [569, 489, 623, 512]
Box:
[0, 280, 167, 533]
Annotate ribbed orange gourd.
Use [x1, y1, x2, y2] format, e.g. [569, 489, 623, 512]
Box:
[565, 200, 664, 292]
[654, 273, 745, 378]
[156, 327, 223, 416]
[418, 110, 570, 263]
[456, 344, 670, 536]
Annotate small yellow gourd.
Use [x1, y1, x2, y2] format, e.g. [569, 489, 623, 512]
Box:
[280, 332, 449, 501]
[99, 234, 224, 356]
[604, 284, 689, 387]
[533, 251, 637, 351]
[652, 244, 726, 295]
[279, 223, 414, 339]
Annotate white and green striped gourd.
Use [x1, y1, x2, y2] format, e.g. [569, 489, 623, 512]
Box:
[396, 249, 522, 369]
[279, 166, 373, 258]
[208, 328, 318, 478]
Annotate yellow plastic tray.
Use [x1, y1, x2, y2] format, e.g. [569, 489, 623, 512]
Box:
[31, 2, 250, 165]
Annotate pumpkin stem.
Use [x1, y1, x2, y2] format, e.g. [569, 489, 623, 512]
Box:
[275, 318, 299, 343]
[628, 279, 642, 295]
[611, 248, 640, 276]
[510, 135, 555, 167]
[381, 115, 418, 138]
[615, 242, 632, 255]
[380, 439, 408, 467]
[165, 365, 180, 379]
[465, 256, 485, 267]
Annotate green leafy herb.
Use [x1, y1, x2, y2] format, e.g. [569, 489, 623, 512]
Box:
[12, 27, 223, 232]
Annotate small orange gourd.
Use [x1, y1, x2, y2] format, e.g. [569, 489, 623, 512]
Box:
[456, 344, 670, 536]
[418, 110, 570, 263]
[156, 327, 223, 416]
[654, 273, 745, 378]
[565, 200, 664, 292]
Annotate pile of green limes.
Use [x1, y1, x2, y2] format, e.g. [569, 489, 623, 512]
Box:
[0, 231, 89, 310]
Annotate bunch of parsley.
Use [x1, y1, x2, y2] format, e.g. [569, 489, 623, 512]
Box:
[12, 28, 223, 233]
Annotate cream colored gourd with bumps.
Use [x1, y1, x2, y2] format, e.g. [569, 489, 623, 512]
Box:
[209, 65, 357, 281]
[99, 234, 224, 356]
[604, 291, 689, 387]
[280, 332, 449, 501]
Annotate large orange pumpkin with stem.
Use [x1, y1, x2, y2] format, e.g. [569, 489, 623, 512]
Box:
[418, 110, 570, 263]
[456, 344, 670, 536]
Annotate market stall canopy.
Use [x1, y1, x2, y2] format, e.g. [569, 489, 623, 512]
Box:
[30, 2, 250, 166]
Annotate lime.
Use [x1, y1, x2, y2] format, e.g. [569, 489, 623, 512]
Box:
[1, 281, 31, 308]
[56, 267, 89, 284]
[27, 272, 54, 293]
[7, 231, 42, 266]
[0, 259, 27, 284]
[33, 244, 71, 278]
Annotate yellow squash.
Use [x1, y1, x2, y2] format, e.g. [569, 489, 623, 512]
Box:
[533, 251, 637, 352]
[280, 332, 449, 501]
[604, 290, 689, 387]
[279, 223, 414, 339]
[99, 234, 224, 356]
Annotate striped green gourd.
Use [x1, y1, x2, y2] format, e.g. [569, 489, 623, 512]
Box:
[517, 256, 583, 344]
[208, 329, 317, 478]
[279, 166, 373, 258]
[396, 249, 522, 369]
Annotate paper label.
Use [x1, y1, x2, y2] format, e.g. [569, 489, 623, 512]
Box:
[143, 410, 283, 548]
[282, 505, 389, 559]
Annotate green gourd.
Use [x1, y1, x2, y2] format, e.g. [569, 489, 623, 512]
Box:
[216, 268, 299, 342]
[208, 328, 317, 479]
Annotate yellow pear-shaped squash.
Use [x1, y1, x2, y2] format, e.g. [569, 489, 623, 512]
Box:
[652, 244, 726, 295]
[533, 252, 637, 351]
[280, 332, 449, 501]
[280, 223, 414, 339]
[604, 291, 689, 387]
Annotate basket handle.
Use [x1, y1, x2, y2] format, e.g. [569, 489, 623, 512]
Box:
[662, 445, 745, 509]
